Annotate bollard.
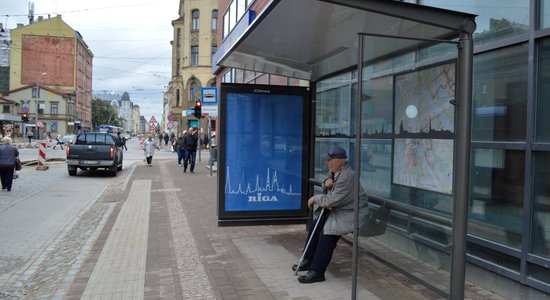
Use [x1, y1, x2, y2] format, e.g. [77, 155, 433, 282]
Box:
[36, 142, 49, 171]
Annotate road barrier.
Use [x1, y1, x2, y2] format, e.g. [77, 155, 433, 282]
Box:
[36, 142, 49, 170]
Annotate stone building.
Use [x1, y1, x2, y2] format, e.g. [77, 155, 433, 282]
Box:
[164, 0, 218, 135]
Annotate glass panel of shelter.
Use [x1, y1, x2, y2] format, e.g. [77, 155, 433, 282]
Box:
[354, 35, 457, 299]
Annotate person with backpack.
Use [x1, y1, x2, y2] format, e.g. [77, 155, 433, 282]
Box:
[183, 127, 198, 173]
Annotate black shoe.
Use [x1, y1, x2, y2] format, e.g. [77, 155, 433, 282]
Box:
[297, 270, 325, 284]
[292, 259, 311, 271]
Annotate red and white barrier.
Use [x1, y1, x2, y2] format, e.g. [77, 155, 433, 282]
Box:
[36, 142, 49, 170]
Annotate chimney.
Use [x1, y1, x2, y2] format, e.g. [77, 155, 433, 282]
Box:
[38, 16, 44, 21]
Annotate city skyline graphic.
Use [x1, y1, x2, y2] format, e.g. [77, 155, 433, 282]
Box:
[225, 166, 301, 197]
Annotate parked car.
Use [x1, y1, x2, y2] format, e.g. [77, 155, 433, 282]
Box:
[65, 132, 124, 176]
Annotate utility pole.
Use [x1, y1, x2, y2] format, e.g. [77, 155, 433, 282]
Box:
[35, 72, 47, 139]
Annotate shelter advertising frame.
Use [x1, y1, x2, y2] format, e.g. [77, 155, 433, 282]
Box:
[218, 83, 311, 226]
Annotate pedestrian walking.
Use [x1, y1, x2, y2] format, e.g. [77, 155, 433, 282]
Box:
[163, 132, 169, 148]
[26, 129, 34, 144]
[117, 132, 128, 151]
[143, 134, 159, 167]
[53, 135, 65, 150]
[183, 127, 198, 173]
[0, 137, 20, 192]
[175, 131, 187, 166]
[293, 146, 367, 284]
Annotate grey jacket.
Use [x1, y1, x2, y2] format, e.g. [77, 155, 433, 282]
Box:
[313, 163, 367, 235]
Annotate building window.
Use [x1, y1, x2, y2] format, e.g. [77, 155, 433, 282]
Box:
[212, 10, 218, 30]
[192, 10, 200, 31]
[223, 10, 230, 39]
[38, 101, 45, 114]
[190, 81, 200, 102]
[176, 89, 180, 107]
[537, 37, 550, 142]
[472, 43, 528, 142]
[50, 102, 59, 115]
[177, 28, 181, 46]
[212, 45, 217, 57]
[2, 105, 9, 113]
[421, 0, 528, 46]
[191, 46, 199, 66]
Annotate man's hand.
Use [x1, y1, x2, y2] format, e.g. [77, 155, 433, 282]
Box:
[307, 197, 315, 208]
[324, 178, 334, 189]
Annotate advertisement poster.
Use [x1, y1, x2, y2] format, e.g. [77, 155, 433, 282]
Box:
[219, 84, 309, 224]
[392, 63, 455, 194]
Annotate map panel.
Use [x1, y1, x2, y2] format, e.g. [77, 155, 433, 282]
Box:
[392, 63, 455, 194]
[393, 138, 453, 194]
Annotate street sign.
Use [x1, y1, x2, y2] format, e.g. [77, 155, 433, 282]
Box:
[149, 116, 157, 124]
[202, 105, 218, 116]
[36, 121, 44, 127]
[167, 114, 174, 122]
[183, 109, 194, 116]
[167, 121, 174, 129]
[201, 87, 218, 104]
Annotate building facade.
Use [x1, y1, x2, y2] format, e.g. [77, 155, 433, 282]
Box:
[132, 104, 141, 135]
[1, 85, 73, 138]
[165, 0, 218, 136]
[214, 0, 550, 297]
[9, 15, 93, 132]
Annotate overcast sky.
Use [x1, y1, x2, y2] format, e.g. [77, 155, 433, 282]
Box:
[1, 0, 179, 121]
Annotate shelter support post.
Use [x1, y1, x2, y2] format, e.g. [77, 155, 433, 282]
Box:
[351, 34, 365, 300]
[450, 20, 476, 300]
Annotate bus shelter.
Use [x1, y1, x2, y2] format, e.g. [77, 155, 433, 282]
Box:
[216, 0, 476, 298]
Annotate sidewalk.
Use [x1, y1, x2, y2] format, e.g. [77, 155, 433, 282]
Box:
[61, 157, 504, 300]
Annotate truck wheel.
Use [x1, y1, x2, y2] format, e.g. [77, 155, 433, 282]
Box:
[68, 166, 77, 176]
[110, 165, 118, 176]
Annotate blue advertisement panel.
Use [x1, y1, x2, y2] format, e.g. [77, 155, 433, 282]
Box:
[219, 84, 310, 225]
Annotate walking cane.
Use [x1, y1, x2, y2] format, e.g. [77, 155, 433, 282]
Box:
[295, 207, 325, 276]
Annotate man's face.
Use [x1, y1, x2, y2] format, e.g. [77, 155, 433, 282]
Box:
[325, 158, 344, 173]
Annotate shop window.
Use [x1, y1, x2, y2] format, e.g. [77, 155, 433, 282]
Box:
[469, 149, 525, 249]
[536, 38, 550, 142]
[531, 152, 550, 258]
[472, 44, 528, 142]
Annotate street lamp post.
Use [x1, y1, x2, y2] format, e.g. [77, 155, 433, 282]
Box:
[35, 72, 47, 139]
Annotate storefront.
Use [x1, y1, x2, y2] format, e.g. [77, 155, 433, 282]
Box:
[216, 0, 479, 298]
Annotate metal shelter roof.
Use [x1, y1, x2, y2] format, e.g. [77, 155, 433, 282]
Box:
[216, 0, 476, 81]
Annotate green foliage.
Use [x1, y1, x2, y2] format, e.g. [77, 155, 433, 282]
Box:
[92, 98, 120, 129]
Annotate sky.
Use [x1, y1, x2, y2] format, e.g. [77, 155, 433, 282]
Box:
[1, 0, 179, 121]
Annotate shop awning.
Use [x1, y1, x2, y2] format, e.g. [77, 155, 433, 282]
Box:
[216, 0, 476, 81]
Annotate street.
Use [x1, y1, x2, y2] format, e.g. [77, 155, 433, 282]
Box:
[0, 138, 503, 300]
[0, 138, 185, 299]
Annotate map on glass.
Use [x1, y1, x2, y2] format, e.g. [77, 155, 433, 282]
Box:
[392, 63, 455, 194]
[393, 138, 453, 194]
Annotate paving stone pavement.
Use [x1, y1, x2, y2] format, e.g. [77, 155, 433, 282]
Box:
[2, 151, 511, 299]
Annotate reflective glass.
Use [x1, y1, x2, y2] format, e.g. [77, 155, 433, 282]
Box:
[536, 38, 550, 142]
[469, 149, 525, 248]
[421, 0, 529, 45]
[315, 83, 352, 138]
[472, 44, 528, 142]
[541, 0, 550, 29]
[531, 152, 550, 258]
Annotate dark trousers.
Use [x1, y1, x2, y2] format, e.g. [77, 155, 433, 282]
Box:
[0, 166, 15, 191]
[28, 137, 32, 143]
[184, 150, 196, 172]
[146, 156, 153, 165]
[177, 148, 184, 165]
[303, 214, 341, 274]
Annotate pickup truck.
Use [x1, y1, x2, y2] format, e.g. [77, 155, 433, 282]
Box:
[65, 132, 124, 176]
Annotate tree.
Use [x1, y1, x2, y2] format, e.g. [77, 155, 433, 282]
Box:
[92, 98, 120, 129]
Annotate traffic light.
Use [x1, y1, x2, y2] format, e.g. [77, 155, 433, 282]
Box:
[194, 100, 202, 118]
[21, 113, 29, 123]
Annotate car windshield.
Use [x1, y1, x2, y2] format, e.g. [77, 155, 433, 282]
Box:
[75, 133, 115, 145]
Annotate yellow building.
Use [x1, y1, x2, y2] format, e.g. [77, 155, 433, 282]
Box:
[164, 0, 218, 136]
[9, 15, 93, 132]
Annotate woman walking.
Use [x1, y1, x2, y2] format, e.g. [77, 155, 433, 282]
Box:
[0, 137, 20, 192]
